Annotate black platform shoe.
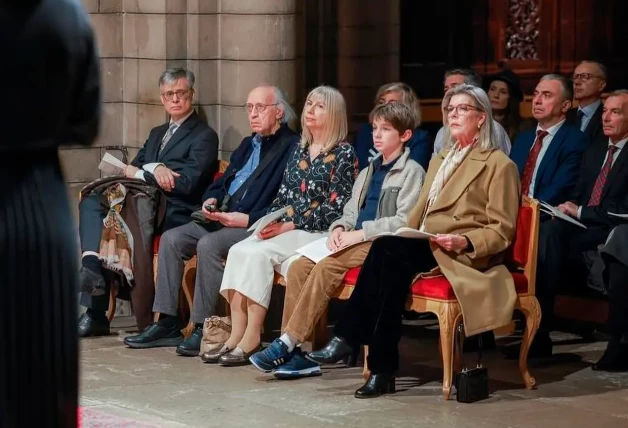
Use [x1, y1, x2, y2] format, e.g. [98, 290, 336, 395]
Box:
[306, 336, 354, 364]
[354, 373, 395, 399]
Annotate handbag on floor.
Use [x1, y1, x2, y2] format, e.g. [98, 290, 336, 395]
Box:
[201, 315, 232, 354]
[454, 322, 489, 403]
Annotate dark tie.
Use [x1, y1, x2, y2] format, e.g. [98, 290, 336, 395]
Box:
[588, 145, 619, 207]
[159, 122, 178, 153]
[520, 130, 549, 197]
[576, 109, 585, 130]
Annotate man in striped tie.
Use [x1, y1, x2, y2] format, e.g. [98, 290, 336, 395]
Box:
[505, 90, 628, 360]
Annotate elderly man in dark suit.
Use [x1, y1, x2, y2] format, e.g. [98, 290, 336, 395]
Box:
[567, 61, 607, 144]
[0, 1, 100, 426]
[510, 74, 588, 207]
[506, 89, 628, 359]
[78, 67, 219, 337]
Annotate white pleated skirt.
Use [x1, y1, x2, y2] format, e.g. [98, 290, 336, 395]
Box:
[220, 229, 327, 308]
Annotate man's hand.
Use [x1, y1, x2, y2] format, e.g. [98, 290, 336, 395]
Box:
[153, 165, 181, 192]
[201, 198, 218, 220]
[327, 227, 344, 251]
[557, 201, 579, 218]
[258, 221, 295, 240]
[430, 234, 468, 252]
[125, 165, 140, 178]
[337, 230, 365, 249]
[212, 212, 249, 228]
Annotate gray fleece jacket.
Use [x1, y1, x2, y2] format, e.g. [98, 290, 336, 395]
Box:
[329, 148, 425, 238]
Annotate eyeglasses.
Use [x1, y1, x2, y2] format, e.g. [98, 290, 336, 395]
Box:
[160, 89, 191, 101]
[244, 103, 279, 113]
[445, 103, 482, 116]
[572, 73, 603, 82]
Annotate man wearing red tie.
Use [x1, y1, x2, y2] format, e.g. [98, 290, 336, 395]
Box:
[506, 90, 628, 359]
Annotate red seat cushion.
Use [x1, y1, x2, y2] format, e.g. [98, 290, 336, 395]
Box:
[507, 205, 532, 268]
[153, 235, 161, 253]
[342, 267, 528, 299]
[213, 171, 224, 182]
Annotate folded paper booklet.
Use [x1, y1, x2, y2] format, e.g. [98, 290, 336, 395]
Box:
[247, 206, 292, 235]
[296, 227, 436, 263]
[539, 200, 587, 229]
[98, 152, 128, 176]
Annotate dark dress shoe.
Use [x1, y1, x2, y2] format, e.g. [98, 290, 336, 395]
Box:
[201, 344, 231, 364]
[176, 327, 203, 357]
[355, 373, 396, 399]
[218, 346, 262, 366]
[306, 336, 354, 364]
[592, 340, 628, 372]
[503, 331, 553, 360]
[124, 322, 182, 349]
[78, 312, 110, 338]
[80, 266, 106, 296]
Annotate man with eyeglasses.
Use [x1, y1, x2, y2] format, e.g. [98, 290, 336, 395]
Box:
[123, 85, 299, 356]
[567, 61, 607, 143]
[77, 67, 219, 337]
[510, 74, 588, 207]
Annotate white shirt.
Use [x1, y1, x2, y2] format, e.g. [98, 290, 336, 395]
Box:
[527, 119, 566, 198]
[576, 137, 627, 218]
[577, 99, 601, 133]
[134, 110, 194, 181]
[432, 119, 512, 158]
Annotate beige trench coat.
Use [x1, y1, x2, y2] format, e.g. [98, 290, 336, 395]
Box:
[407, 146, 521, 335]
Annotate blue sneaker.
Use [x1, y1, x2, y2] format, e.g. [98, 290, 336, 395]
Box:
[274, 352, 322, 379]
[249, 338, 293, 373]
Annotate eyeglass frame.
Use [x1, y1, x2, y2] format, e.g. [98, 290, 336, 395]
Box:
[160, 89, 193, 101]
[572, 73, 604, 82]
[244, 103, 279, 113]
[445, 103, 483, 117]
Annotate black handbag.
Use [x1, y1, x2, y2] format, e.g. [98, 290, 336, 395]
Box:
[454, 323, 489, 403]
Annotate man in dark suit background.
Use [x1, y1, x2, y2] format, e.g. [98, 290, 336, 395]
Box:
[510, 74, 588, 207]
[78, 67, 219, 337]
[506, 90, 628, 359]
[567, 61, 607, 144]
[0, 1, 100, 427]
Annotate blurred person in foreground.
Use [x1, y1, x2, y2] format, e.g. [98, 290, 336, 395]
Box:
[0, 0, 100, 427]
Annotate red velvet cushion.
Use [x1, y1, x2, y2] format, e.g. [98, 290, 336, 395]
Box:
[507, 205, 532, 268]
[410, 272, 528, 300]
[213, 171, 225, 182]
[343, 267, 362, 285]
[153, 235, 161, 253]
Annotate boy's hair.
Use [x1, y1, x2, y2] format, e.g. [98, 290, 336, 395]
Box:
[369, 102, 415, 137]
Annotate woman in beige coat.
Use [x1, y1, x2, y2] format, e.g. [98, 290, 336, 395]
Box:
[307, 84, 521, 399]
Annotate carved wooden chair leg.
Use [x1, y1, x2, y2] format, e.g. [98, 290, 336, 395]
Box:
[437, 303, 462, 400]
[518, 296, 541, 389]
[106, 286, 117, 322]
[362, 345, 371, 380]
[181, 321, 195, 338]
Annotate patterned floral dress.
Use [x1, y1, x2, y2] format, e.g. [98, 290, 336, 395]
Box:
[269, 141, 358, 231]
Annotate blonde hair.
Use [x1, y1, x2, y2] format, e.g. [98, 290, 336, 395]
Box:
[374, 82, 422, 127]
[300, 86, 348, 153]
[441, 84, 499, 152]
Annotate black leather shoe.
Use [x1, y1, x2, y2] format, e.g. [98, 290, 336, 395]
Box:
[306, 336, 354, 365]
[80, 266, 106, 296]
[124, 322, 183, 349]
[355, 373, 396, 399]
[176, 326, 203, 357]
[78, 312, 110, 338]
[592, 340, 628, 372]
[503, 331, 553, 360]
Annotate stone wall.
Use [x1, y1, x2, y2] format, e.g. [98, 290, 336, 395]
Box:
[66, 0, 301, 220]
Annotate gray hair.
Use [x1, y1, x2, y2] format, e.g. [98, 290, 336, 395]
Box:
[442, 84, 499, 152]
[607, 89, 628, 98]
[540, 74, 573, 101]
[273, 87, 298, 126]
[445, 68, 482, 87]
[577, 60, 608, 81]
[158, 68, 195, 89]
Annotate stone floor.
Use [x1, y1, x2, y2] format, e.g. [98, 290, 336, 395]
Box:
[80, 317, 628, 428]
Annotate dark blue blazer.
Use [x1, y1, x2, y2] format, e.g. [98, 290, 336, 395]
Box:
[353, 123, 432, 171]
[510, 122, 588, 206]
[203, 124, 299, 227]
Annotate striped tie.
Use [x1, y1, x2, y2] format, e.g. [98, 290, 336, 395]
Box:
[159, 122, 178, 153]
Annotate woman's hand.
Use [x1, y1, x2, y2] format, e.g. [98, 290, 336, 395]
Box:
[337, 230, 365, 249]
[327, 227, 344, 251]
[430, 234, 469, 252]
[258, 221, 295, 240]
